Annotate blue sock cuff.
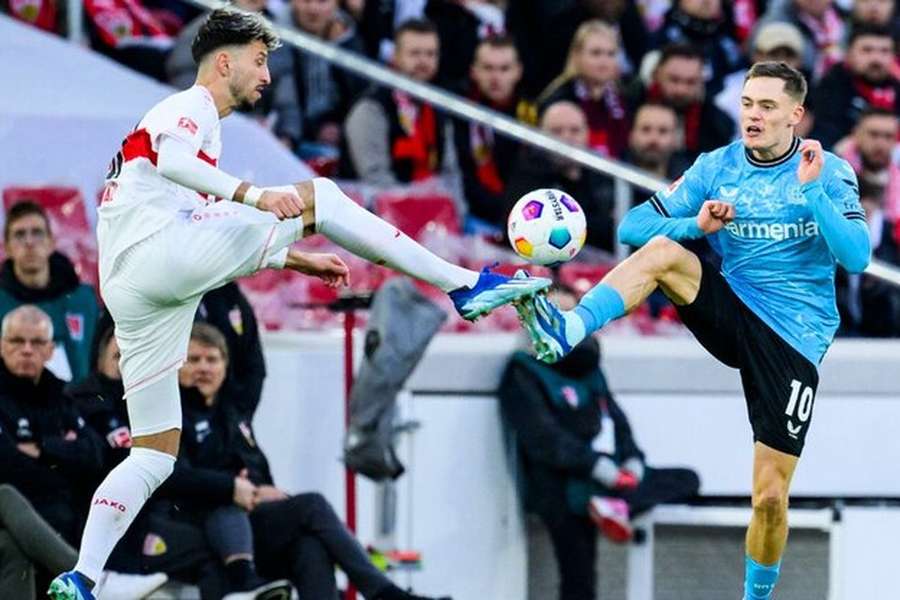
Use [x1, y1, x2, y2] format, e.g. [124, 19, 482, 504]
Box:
[574, 283, 626, 334]
[744, 555, 781, 600]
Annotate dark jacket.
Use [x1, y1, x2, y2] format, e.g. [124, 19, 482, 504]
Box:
[66, 371, 130, 473]
[0, 360, 104, 543]
[0, 251, 98, 382]
[811, 63, 900, 150]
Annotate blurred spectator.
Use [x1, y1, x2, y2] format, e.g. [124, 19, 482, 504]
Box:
[811, 24, 900, 149]
[651, 0, 745, 97]
[835, 179, 900, 336]
[343, 19, 461, 188]
[849, 0, 900, 34]
[83, 0, 175, 82]
[169, 323, 449, 600]
[538, 21, 632, 159]
[837, 107, 900, 225]
[278, 0, 367, 157]
[166, 0, 303, 149]
[499, 293, 700, 600]
[507, 0, 649, 99]
[424, 0, 506, 91]
[0, 306, 104, 547]
[505, 102, 616, 253]
[0, 201, 98, 383]
[1, 0, 64, 35]
[358, 0, 428, 61]
[755, 0, 846, 80]
[454, 35, 531, 231]
[716, 22, 809, 130]
[630, 43, 735, 160]
[624, 102, 692, 181]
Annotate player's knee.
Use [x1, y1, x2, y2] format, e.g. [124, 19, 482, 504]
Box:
[752, 484, 788, 524]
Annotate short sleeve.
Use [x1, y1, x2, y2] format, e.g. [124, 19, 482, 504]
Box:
[145, 88, 218, 155]
[648, 153, 712, 219]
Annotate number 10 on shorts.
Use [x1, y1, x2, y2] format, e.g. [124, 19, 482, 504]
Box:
[785, 379, 814, 438]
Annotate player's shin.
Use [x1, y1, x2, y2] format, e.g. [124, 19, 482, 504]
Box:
[310, 178, 478, 292]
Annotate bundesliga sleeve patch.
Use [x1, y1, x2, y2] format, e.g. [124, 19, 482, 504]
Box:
[178, 117, 199, 135]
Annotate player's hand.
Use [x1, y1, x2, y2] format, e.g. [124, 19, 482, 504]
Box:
[258, 190, 305, 220]
[255, 485, 289, 504]
[797, 139, 824, 184]
[293, 252, 351, 288]
[696, 200, 735, 234]
[233, 475, 258, 511]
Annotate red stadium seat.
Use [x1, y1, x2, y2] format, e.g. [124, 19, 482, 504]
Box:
[3, 186, 91, 233]
[373, 192, 460, 242]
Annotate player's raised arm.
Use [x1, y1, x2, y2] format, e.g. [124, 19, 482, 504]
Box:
[617, 153, 731, 246]
[798, 140, 871, 273]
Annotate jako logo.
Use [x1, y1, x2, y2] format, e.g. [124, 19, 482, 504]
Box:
[94, 498, 127, 512]
[725, 218, 819, 241]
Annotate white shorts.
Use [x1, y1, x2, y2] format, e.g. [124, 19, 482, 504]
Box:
[101, 202, 303, 402]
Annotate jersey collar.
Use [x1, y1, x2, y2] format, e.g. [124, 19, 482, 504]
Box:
[744, 136, 800, 168]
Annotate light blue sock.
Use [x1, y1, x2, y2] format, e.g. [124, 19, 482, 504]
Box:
[744, 555, 781, 600]
[570, 283, 626, 340]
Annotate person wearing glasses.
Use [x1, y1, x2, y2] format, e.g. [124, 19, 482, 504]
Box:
[0, 201, 98, 382]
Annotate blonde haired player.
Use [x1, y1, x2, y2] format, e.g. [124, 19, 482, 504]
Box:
[49, 8, 549, 599]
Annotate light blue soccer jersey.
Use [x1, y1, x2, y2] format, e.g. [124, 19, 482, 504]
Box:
[645, 138, 868, 365]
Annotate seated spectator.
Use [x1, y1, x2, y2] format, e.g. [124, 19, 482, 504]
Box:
[505, 102, 616, 253]
[83, 0, 175, 82]
[358, 0, 429, 61]
[630, 43, 735, 160]
[838, 107, 900, 238]
[424, 0, 506, 91]
[755, 0, 846, 80]
[716, 22, 809, 131]
[343, 19, 461, 189]
[166, 0, 302, 149]
[498, 292, 700, 600]
[538, 21, 632, 159]
[0, 201, 99, 382]
[835, 180, 900, 336]
[651, 0, 745, 97]
[0, 483, 167, 599]
[811, 25, 900, 150]
[454, 35, 531, 231]
[848, 0, 900, 39]
[624, 102, 692, 181]
[169, 323, 450, 600]
[278, 0, 367, 158]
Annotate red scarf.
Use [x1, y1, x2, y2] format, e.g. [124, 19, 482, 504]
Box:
[852, 75, 897, 110]
[391, 91, 439, 182]
[575, 80, 630, 158]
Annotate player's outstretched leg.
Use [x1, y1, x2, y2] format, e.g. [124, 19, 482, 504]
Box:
[516, 236, 701, 362]
[277, 178, 552, 320]
[743, 443, 798, 600]
[48, 376, 181, 600]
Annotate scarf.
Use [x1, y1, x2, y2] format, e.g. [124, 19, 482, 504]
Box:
[797, 8, 845, 79]
[392, 91, 439, 182]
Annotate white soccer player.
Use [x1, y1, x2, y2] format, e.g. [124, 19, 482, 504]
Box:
[49, 8, 548, 599]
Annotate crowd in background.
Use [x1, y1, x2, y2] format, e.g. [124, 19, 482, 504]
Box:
[5, 0, 900, 335]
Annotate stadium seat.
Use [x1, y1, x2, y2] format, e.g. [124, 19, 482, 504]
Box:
[373, 192, 461, 242]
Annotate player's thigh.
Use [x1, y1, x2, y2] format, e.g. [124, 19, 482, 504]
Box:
[740, 320, 820, 458]
[165, 203, 302, 301]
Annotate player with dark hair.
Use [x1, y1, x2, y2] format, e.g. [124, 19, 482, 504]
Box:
[516, 61, 870, 600]
[49, 7, 547, 599]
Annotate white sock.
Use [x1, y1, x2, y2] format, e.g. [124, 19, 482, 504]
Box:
[73, 447, 174, 584]
[312, 178, 479, 292]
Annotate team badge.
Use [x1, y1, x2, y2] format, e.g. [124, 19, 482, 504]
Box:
[66, 313, 84, 341]
[178, 117, 199, 135]
[229, 308, 244, 335]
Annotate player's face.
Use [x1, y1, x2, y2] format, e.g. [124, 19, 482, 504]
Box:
[655, 57, 704, 109]
[629, 106, 679, 163]
[740, 77, 803, 152]
[1, 318, 53, 382]
[180, 341, 227, 403]
[855, 115, 898, 169]
[846, 36, 895, 83]
[853, 0, 894, 24]
[228, 41, 271, 110]
[4, 214, 53, 277]
[471, 45, 522, 105]
[292, 0, 338, 36]
[575, 32, 619, 85]
[393, 32, 439, 82]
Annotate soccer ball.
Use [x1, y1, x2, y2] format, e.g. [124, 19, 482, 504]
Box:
[507, 189, 586, 266]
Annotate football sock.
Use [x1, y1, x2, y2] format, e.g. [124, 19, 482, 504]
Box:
[312, 178, 478, 292]
[744, 555, 781, 600]
[569, 283, 626, 343]
[73, 447, 175, 584]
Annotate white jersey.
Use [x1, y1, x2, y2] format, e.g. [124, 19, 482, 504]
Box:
[97, 85, 222, 284]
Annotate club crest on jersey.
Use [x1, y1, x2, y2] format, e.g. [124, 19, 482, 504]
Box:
[66, 313, 84, 341]
[178, 117, 199, 135]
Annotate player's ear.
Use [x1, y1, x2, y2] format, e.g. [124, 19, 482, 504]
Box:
[789, 101, 804, 128]
[214, 49, 233, 76]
